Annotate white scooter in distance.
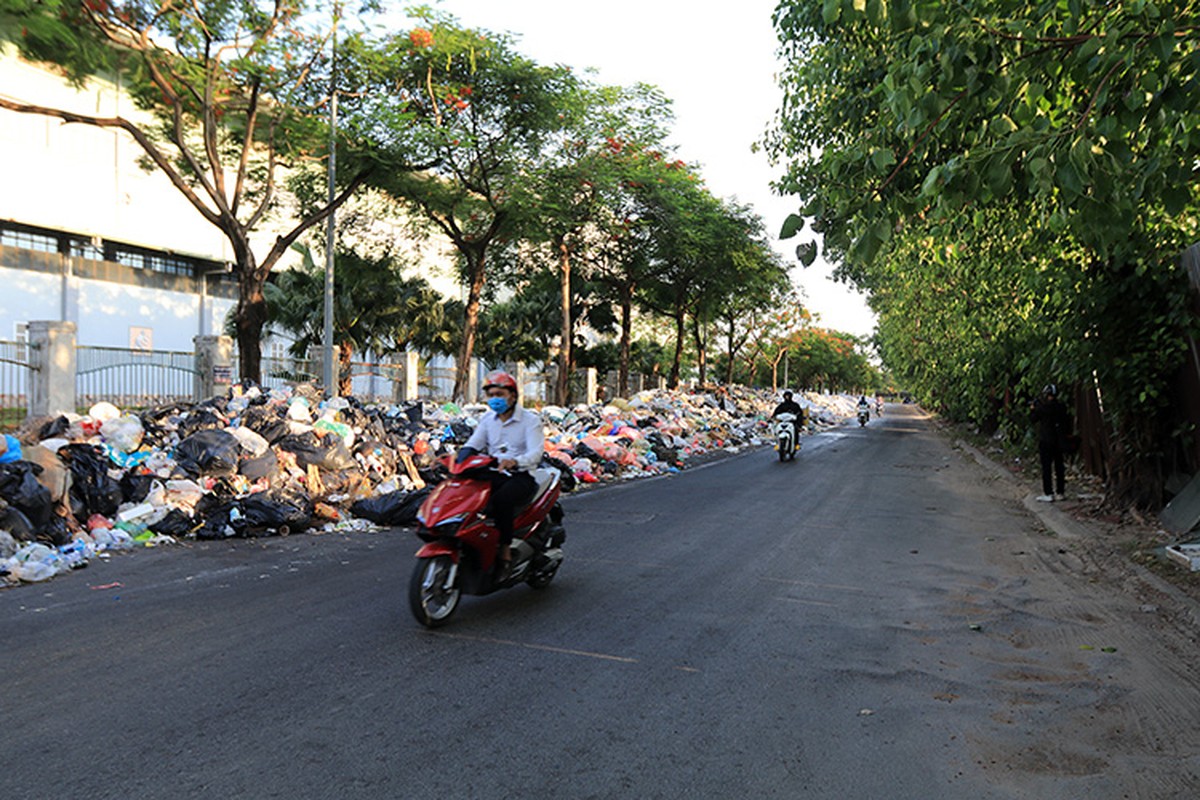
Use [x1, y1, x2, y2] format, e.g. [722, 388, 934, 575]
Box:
[775, 412, 799, 462]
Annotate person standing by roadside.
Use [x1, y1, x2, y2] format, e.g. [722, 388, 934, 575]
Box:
[1030, 383, 1070, 501]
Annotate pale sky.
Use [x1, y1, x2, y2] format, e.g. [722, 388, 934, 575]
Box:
[423, 0, 878, 338]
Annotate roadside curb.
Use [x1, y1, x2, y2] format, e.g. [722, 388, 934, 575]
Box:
[955, 437, 1200, 624]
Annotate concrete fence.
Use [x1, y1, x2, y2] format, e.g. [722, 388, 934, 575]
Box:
[5, 322, 633, 417]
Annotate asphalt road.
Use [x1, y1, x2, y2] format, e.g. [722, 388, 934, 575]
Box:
[4, 404, 1199, 799]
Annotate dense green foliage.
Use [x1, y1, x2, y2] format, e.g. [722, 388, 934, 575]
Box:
[769, 0, 1200, 503]
[262, 244, 450, 395]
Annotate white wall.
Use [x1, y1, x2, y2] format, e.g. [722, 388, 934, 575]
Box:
[0, 265, 236, 351]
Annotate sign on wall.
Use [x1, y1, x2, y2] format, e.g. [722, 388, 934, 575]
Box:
[129, 326, 153, 352]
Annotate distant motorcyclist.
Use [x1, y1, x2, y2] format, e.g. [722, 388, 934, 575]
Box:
[857, 396, 871, 415]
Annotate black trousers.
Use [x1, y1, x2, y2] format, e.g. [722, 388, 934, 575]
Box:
[488, 471, 537, 547]
[1039, 441, 1065, 495]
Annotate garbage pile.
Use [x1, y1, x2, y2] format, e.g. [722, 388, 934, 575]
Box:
[1, 383, 859, 585]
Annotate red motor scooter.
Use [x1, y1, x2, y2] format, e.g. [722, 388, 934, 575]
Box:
[408, 453, 566, 627]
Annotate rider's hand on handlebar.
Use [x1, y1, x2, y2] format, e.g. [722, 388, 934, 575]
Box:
[497, 458, 518, 472]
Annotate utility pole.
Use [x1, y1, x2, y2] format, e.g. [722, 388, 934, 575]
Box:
[322, 2, 340, 397]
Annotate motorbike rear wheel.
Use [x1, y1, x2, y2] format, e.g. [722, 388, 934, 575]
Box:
[527, 561, 560, 590]
[409, 555, 461, 628]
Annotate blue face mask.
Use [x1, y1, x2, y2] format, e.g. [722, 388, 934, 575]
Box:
[487, 396, 510, 414]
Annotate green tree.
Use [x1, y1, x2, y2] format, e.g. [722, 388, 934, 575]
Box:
[356, 13, 577, 399]
[768, 0, 1200, 504]
[0, 0, 421, 381]
[514, 82, 674, 403]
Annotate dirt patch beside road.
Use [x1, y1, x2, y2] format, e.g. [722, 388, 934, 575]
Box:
[917, 428, 1200, 796]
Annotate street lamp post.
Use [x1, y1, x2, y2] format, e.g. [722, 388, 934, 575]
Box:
[322, 3, 340, 397]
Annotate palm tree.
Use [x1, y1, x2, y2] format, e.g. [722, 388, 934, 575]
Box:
[264, 244, 453, 395]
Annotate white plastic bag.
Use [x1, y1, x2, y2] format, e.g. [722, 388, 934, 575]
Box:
[101, 415, 145, 452]
[229, 426, 269, 457]
[9, 542, 66, 582]
[88, 402, 121, 424]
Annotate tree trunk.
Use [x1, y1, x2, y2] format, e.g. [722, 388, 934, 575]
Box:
[338, 340, 354, 397]
[669, 308, 685, 389]
[556, 240, 571, 406]
[453, 250, 487, 400]
[618, 283, 633, 398]
[692, 314, 707, 386]
[234, 250, 267, 384]
[725, 314, 736, 385]
[770, 351, 786, 392]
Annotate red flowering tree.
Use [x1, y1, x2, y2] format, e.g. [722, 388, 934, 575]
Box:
[0, 0, 425, 382]
[3, 1, 345, 381]
[350, 13, 577, 399]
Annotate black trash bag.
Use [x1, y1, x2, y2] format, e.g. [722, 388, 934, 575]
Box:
[139, 404, 184, 445]
[241, 406, 290, 444]
[277, 432, 355, 471]
[572, 443, 605, 463]
[193, 490, 229, 522]
[239, 449, 279, 481]
[418, 462, 448, 486]
[0, 503, 36, 541]
[151, 508, 197, 537]
[0, 462, 59, 539]
[350, 487, 431, 527]
[177, 408, 226, 439]
[39, 516, 70, 546]
[60, 444, 122, 520]
[38, 415, 70, 440]
[174, 429, 240, 478]
[120, 471, 155, 504]
[265, 483, 316, 519]
[193, 502, 239, 540]
[241, 495, 311, 533]
[540, 454, 576, 493]
[196, 395, 229, 414]
[445, 421, 474, 443]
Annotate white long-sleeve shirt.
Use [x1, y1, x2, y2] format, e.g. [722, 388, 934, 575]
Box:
[463, 404, 545, 472]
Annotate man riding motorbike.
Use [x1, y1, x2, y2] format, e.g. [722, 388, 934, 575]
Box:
[772, 391, 801, 422]
[772, 391, 807, 427]
[458, 371, 545, 574]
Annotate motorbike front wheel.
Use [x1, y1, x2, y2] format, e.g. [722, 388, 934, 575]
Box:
[409, 555, 461, 628]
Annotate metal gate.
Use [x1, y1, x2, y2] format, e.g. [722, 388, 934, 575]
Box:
[76, 346, 199, 409]
[0, 339, 38, 426]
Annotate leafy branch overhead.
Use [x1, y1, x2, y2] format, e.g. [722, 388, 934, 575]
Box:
[768, 0, 1200, 504]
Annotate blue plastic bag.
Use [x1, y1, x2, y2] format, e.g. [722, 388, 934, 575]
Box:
[0, 434, 22, 464]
